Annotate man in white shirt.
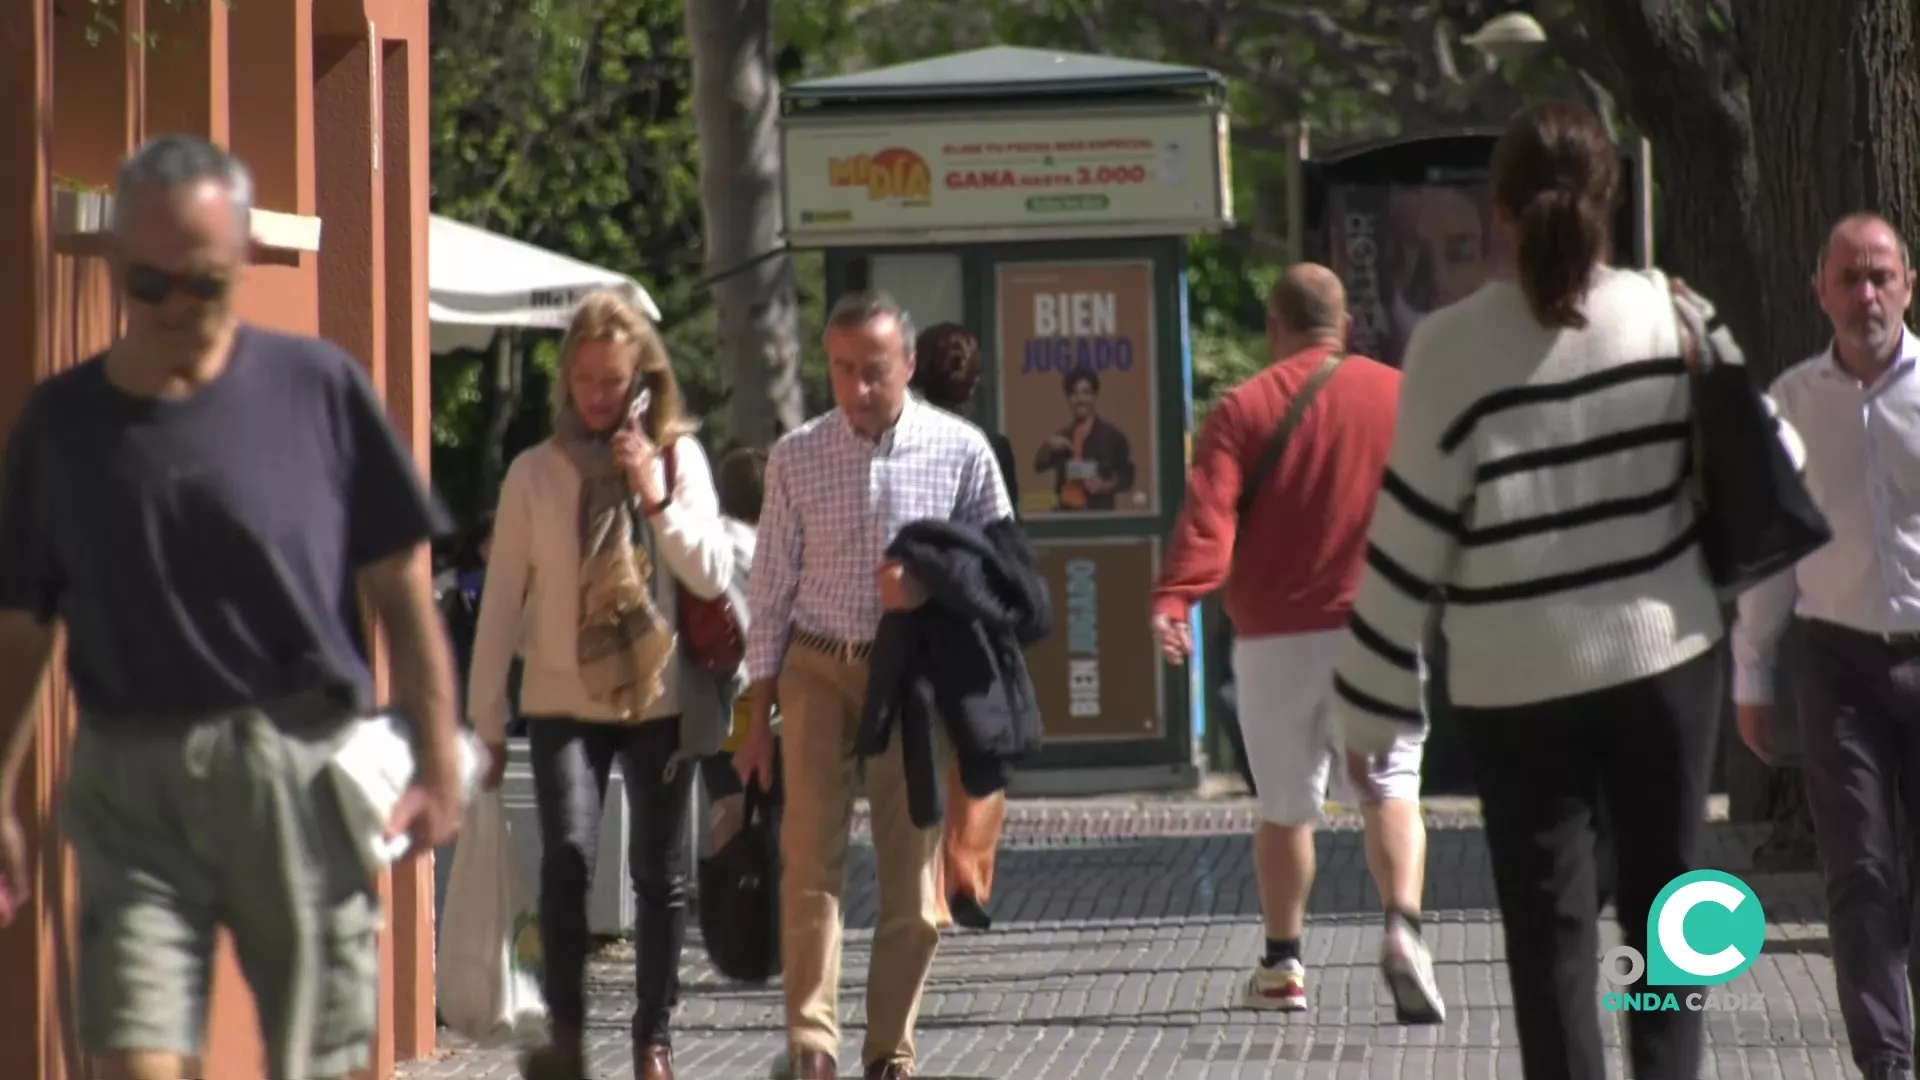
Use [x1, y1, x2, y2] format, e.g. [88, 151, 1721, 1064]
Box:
[1733, 212, 1920, 1080]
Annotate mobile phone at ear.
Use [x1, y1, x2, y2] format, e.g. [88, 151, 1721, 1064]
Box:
[627, 389, 652, 427]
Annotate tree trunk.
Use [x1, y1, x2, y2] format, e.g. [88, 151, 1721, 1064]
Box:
[685, 0, 803, 447]
[1572, 0, 1920, 378]
[1739, 0, 1920, 368]
[1568, 0, 1920, 822]
[1564, 1, 1772, 366]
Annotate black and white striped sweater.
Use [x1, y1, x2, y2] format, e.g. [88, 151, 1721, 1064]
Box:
[1334, 266, 1725, 752]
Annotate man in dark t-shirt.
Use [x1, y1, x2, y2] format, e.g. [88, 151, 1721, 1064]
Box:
[0, 136, 464, 1080]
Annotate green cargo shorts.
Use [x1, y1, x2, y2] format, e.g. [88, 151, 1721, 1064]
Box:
[60, 696, 381, 1080]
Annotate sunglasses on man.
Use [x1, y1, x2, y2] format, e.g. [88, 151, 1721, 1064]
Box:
[123, 263, 232, 306]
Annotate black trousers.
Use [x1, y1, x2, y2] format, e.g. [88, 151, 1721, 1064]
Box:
[1458, 645, 1724, 1080]
[1797, 619, 1920, 1076]
[527, 716, 693, 1047]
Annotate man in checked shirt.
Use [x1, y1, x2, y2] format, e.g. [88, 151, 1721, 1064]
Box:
[734, 290, 1015, 1080]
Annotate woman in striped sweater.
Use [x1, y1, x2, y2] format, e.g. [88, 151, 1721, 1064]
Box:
[1332, 101, 1726, 1080]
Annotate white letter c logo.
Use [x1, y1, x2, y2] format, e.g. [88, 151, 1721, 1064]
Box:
[1658, 879, 1748, 978]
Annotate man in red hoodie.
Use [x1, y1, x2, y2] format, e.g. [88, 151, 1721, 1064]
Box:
[1150, 264, 1441, 1023]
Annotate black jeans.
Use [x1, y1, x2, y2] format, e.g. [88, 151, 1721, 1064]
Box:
[527, 716, 693, 1048]
[1458, 645, 1724, 1080]
[1797, 619, 1920, 1076]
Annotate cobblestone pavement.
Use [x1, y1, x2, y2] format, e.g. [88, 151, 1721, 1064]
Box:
[401, 801, 1847, 1080]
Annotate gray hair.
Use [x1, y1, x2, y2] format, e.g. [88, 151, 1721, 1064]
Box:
[826, 289, 917, 358]
[1816, 212, 1912, 277]
[113, 134, 254, 237]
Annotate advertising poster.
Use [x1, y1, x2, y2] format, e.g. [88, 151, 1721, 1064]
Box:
[1326, 181, 1495, 368]
[781, 109, 1227, 241]
[1025, 539, 1163, 743]
[996, 260, 1157, 520]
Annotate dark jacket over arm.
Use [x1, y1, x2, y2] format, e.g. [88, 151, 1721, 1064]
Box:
[988, 432, 1020, 513]
[856, 517, 1051, 828]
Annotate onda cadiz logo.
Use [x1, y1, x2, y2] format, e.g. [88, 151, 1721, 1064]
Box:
[1600, 870, 1768, 1013]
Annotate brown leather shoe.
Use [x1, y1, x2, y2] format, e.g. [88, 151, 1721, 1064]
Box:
[636, 1043, 675, 1080]
[864, 1062, 913, 1080]
[791, 1048, 839, 1079]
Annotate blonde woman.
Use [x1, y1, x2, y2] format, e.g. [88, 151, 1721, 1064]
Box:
[467, 289, 736, 1080]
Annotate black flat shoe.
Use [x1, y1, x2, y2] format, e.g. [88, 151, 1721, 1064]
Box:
[519, 1042, 589, 1080]
[949, 892, 992, 931]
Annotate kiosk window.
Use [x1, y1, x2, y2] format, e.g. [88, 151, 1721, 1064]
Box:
[868, 254, 965, 331]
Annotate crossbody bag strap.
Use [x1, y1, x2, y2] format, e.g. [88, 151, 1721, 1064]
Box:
[1233, 351, 1347, 544]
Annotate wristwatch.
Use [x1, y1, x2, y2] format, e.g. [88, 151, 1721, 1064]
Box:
[644, 495, 673, 517]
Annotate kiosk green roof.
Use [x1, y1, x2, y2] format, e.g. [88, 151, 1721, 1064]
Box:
[783, 46, 1224, 107]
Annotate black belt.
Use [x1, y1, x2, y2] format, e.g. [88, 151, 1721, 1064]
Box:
[1805, 618, 1920, 649]
[792, 626, 873, 664]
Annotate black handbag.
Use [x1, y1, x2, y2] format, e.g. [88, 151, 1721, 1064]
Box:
[1668, 277, 1832, 596]
[697, 779, 782, 984]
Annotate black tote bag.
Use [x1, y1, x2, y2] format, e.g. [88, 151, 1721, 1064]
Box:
[1666, 275, 1832, 596]
[698, 775, 783, 984]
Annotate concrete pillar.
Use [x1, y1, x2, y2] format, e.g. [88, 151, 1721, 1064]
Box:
[315, 29, 384, 377]
[143, 0, 228, 142]
[229, 0, 320, 330]
[315, 22, 399, 1080]
[229, 0, 315, 216]
[0, 12, 66, 1080]
[51, 0, 135, 191]
[380, 28, 438, 1060]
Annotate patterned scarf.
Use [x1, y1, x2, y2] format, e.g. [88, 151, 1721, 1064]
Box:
[552, 405, 674, 718]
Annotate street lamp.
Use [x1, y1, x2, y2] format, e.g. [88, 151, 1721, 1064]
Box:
[1461, 12, 1550, 63]
[1464, 11, 1617, 134]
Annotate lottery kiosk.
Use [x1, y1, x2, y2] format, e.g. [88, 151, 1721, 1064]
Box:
[780, 45, 1234, 792]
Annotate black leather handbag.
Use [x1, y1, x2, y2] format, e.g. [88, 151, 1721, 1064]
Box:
[1669, 277, 1832, 596]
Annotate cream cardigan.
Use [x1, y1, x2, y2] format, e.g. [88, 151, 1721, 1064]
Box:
[465, 435, 735, 743]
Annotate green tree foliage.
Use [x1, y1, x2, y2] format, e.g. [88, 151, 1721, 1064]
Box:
[429, 0, 854, 528]
[427, 0, 1562, 529]
[428, 0, 708, 521]
[430, 2, 703, 300]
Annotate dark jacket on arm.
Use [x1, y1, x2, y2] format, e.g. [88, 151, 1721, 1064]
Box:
[856, 517, 1051, 828]
[988, 432, 1020, 512]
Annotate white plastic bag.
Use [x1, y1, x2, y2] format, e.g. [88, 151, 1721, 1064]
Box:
[435, 790, 547, 1045]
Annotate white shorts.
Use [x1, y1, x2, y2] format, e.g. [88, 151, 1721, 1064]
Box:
[1232, 630, 1426, 826]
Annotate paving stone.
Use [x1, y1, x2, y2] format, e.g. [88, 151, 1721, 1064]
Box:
[399, 803, 1850, 1080]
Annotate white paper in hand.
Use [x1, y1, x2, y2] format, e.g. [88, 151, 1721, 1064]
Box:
[327, 712, 486, 880]
[436, 791, 547, 1045]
